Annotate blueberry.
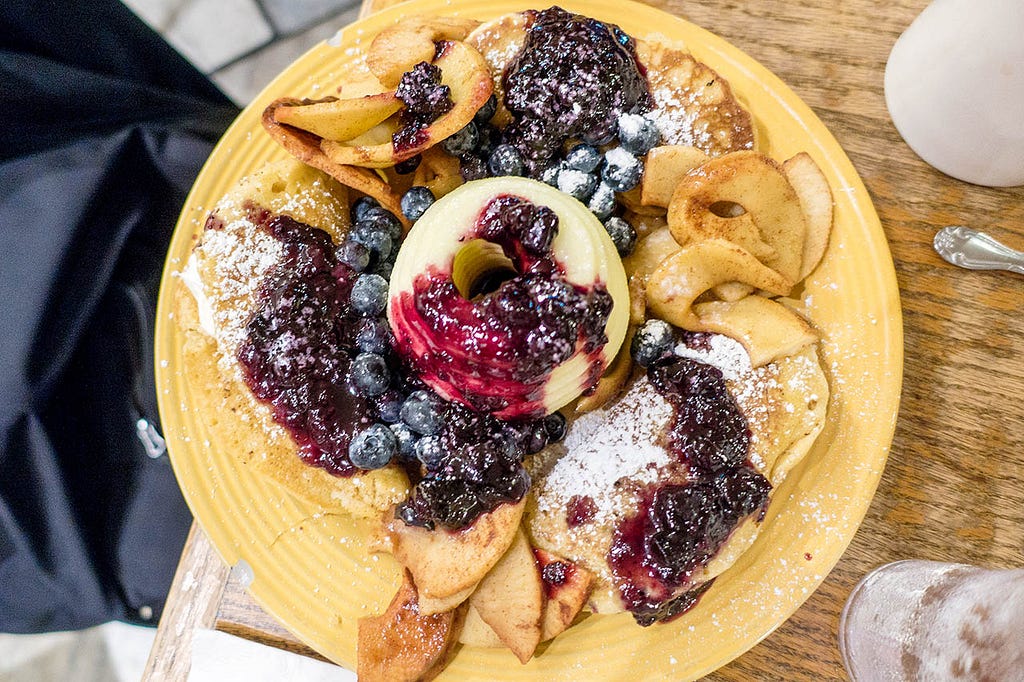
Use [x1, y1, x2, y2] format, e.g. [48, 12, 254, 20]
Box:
[441, 122, 479, 158]
[390, 422, 418, 459]
[543, 412, 567, 442]
[565, 143, 602, 173]
[488, 144, 525, 177]
[350, 222, 393, 261]
[401, 186, 435, 222]
[348, 423, 396, 469]
[394, 154, 421, 174]
[603, 216, 637, 256]
[373, 388, 404, 423]
[350, 274, 389, 316]
[557, 168, 598, 202]
[374, 259, 394, 280]
[525, 423, 549, 454]
[348, 352, 390, 397]
[460, 155, 489, 182]
[540, 163, 562, 187]
[582, 125, 616, 146]
[601, 147, 642, 192]
[476, 123, 499, 158]
[474, 94, 498, 126]
[414, 435, 444, 469]
[336, 240, 370, 272]
[361, 207, 403, 243]
[587, 181, 616, 220]
[400, 390, 445, 435]
[631, 318, 675, 367]
[617, 113, 661, 155]
[356, 317, 392, 354]
[351, 196, 380, 223]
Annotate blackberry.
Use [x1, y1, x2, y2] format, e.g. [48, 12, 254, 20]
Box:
[348, 423, 396, 469]
[473, 93, 498, 126]
[336, 240, 370, 272]
[347, 352, 390, 397]
[401, 186, 435, 222]
[565, 143, 602, 173]
[350, 274, 389, 316]
[400, 390, 445, 435]
[557, 168, 598, 202]
[631, 318, 675, 367]
[603, 216, 637, 256]
[488, 144, 525, 177]
[617, 113, 661, 155]
[519, 206, 559, 255]
[601, 147, 642, 192]
[441, 122, 479, 158]
[460, 155, 489, 182]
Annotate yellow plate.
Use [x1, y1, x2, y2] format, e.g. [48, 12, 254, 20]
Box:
[154, 1, 903, 679]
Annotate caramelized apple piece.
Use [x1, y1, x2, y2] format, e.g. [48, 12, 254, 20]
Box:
[693, 296, 818, 368]
[640, 145, 709, 207]
[379, 499, 526, 600]
[367, 15, 481, 88]
[467, 528, 542, 663]
[782, 152, 834, 279]
[273, 92, 403, 142]
[357, 571, 465, 682]
[534, 549, 594, 641]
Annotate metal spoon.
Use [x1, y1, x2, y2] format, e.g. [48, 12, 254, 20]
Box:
[933, 226, 1024, 275]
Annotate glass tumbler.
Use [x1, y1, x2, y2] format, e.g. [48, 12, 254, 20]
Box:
[839, 560, 1024, 681]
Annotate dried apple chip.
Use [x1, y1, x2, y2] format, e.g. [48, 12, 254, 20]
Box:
[272, 92, 402, 142]
[668, 150, 807, 282]
[367, 15, 481, 88]
[783, 152, 834, 279]
[321, 40, 493, 167]
[261, 98, 407, 225]
[692, 295, 818, 368]
[646, 239, 792, 330]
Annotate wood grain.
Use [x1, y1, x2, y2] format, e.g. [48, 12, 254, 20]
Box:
[146, 0, 1024, 680]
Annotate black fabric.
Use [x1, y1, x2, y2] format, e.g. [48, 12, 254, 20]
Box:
[0, 0, 238, 632]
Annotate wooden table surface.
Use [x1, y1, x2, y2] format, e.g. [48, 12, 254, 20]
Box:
[144, 0, 1024, 679]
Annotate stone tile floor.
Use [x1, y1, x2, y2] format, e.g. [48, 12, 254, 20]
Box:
[0, 2, 363, 680]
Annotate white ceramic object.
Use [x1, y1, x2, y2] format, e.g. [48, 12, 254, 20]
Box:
[884, 0, 1024, 186]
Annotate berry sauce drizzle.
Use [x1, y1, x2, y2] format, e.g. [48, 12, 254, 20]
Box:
[608, 357, 772, 625]
[390, 194, 612, 419]
[502, 7, 651, 174]
[236, 211, 369, 476]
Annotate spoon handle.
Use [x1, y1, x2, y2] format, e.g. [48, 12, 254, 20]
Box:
[933, 226, 1024, 275]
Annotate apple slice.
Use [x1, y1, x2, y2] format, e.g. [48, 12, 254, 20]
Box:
[417, 583, 476, 617]
[459, 604, 506, 647]
[367, 15, 481, 88]
[783, 152, 834, 280]
[534, 549, 594, 642]
[693, 295, 818, 368]
[640, 145, 709, 207]
[379, 498, 526, 599]
[467, 528, 543, 664]
[357, 571, 465, 682]
[273, 92, 402, 142]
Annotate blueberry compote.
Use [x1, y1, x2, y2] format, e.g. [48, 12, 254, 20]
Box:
[390, 195, 613, 419]
[502, 7, 651, 174]
[395, 402, 557, 530]
[393, 59, 454, 155]
[236, 211, 371, 476]
[608, 357, 772, 626]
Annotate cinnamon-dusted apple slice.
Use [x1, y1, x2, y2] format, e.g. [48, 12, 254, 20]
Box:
[417, 583, 476, 617]
[322, 40, 493, 167]
[693, 295, 818, 368]
[376, 498, 526, 600]
[272, 92, 403, 142]
[640, 145, 710, 208]
[646, 239, 792, 330]
[668, 150, 807, 282]
[534, 549, 594, 642]
[467, 528, 543, 663]
[357, 571, 465, 682]
[782, 152, 834, 279]
[261, 99, 407, 224]
[367, 15, 481, 88]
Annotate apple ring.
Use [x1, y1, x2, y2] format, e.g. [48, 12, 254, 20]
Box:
[388, 177, 630, 419]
